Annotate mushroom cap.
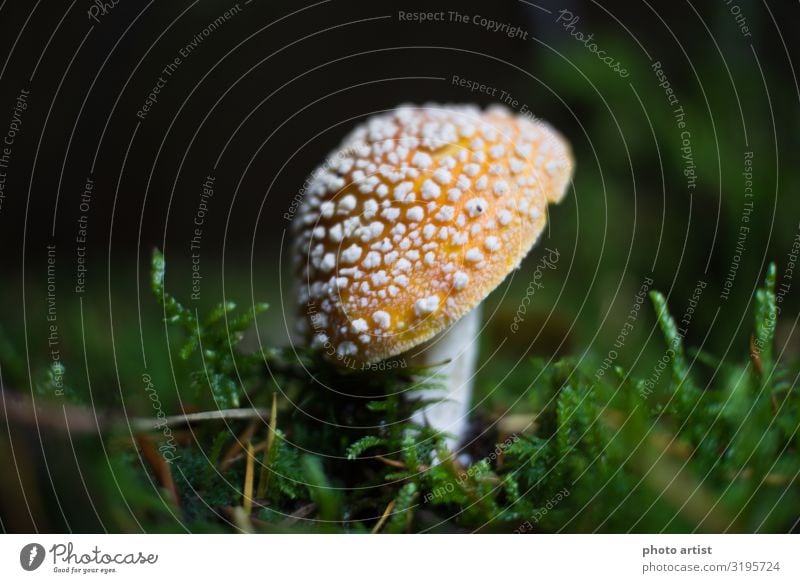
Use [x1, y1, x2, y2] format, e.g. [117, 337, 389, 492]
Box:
[293, 104, 573, 364]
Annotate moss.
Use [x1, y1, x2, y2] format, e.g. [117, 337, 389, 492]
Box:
[3, 254, 797, 533]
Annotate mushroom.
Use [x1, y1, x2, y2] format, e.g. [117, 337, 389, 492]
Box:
[293, 104, 573, 450]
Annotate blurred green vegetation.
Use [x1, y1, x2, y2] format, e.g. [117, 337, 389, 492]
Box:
[1, 5, 799, 533]
[1, 251, 797, 533]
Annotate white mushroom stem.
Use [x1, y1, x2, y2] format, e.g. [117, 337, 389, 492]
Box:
[407, 305, 481, 452]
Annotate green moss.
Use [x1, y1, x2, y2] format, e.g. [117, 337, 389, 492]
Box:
[4, 256, 797, 533]
[135, 256, 799, 532]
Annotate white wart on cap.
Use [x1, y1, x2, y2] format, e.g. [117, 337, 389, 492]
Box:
[293, 104, 573, 363]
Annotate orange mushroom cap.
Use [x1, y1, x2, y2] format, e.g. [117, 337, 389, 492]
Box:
[293, 104, 573, 363]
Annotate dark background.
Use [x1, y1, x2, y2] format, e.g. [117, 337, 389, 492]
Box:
[0, 0, 799, 532]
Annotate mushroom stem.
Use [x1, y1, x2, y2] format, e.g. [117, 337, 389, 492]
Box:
[407, 305, 481, 451]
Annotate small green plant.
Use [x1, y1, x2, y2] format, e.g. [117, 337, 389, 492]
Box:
[151, 248, 270, 408]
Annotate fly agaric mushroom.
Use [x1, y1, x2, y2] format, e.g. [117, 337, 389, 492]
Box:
[293, 104, 573, 449]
